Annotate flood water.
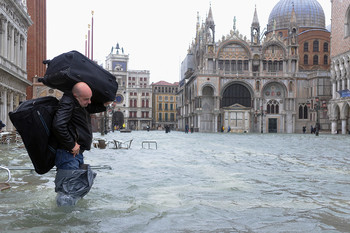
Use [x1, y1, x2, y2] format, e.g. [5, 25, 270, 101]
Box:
[1, 131, 350, 233]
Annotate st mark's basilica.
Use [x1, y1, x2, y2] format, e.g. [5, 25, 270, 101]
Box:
[178, 0, 332, 133]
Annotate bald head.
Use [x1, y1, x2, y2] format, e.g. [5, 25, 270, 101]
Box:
[72, 82, 92, 107]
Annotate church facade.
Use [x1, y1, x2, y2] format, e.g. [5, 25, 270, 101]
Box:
[178, 0, 331, 133]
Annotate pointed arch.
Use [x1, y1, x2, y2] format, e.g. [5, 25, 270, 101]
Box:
[216, 40, 252, 59]
[262, 81, 288, 98]
[261, 40, 287, 59]
[345, 5, 350, 37]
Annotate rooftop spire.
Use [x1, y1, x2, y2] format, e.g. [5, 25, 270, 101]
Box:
[233, 16, 236, 31]
[206, 3, 214, 25]
[252, 5, 259, 27]
[290, 2, 297, 24]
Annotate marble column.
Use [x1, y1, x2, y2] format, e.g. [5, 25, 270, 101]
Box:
[331, 120, 337, 134]
[341, 119, 347, 134]
[337, 80, 341, 94]
[10, 25, 14, 62]
[197, 114, 200, 130]
[332, 81, 337, 99]
[1, 89, 7, 126]
[3, 20, 8, 58]
[22, 38, 27, 70]
[9, 91, 13, 112]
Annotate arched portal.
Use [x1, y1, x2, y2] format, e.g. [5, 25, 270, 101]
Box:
[221, 83, 252, 133]
[201, 85, 215, 132]
[112, 111, 124, 129]
[262, 82, 286, 133]
[222, 83, 251, 107]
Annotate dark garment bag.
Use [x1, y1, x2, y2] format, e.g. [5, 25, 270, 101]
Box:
[39, 50, 118, 104]
[9, 96, 59, 174]
[55, 164, 96, 206]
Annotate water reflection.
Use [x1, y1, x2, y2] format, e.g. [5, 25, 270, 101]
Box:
[1, 132, 349, 232]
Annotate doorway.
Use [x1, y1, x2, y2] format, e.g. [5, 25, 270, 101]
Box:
[268, 118, 277, 133]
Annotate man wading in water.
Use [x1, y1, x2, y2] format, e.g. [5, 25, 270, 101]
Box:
[53, 82, 111, 206]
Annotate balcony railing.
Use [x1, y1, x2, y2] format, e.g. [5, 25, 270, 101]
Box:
[196, 70, 292, 78]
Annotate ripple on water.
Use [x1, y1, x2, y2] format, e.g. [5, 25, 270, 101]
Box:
[0, 131, 349, 232]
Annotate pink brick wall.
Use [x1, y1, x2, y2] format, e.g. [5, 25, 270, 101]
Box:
[331, 0, 350, 57]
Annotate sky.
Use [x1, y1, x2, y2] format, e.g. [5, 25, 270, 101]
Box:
[46, 0, 331, 84]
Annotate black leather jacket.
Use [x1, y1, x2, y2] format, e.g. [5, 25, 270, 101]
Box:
[52, 93, 106, 152]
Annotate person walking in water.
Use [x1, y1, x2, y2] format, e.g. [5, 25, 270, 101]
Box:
[52, 82, 110, 206]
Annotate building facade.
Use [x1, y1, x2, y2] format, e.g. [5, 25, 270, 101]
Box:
[104, 45, 128, 131]
[329, 0, 350, 134]
[178, 0, 331, 133]
[105, 44, 152, 131]
[0, 0, 32, 131]
[127, 70, 152, 130]
[151, 81, 178, 130]
[27, 0, 46, 100]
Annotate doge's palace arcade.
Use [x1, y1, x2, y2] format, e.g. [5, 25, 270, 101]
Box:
[0, 0, 32, 131]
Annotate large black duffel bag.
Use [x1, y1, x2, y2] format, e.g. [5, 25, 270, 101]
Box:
[39, 50, 118, 104]
[9, 96, 59, 175]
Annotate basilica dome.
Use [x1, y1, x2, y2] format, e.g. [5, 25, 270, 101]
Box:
[268, 0, 325, 31]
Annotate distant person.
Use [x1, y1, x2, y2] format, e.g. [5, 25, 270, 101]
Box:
[302, 126, 306, 134]
[227, 126, 231, 133]
[0, 120, 5, 132]
[185, 124, 189, 133]
[146, 125, 150, 132]
[190, 124, 194, 133]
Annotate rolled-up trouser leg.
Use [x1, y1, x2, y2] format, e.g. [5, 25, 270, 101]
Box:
[55, 164, 96, 206]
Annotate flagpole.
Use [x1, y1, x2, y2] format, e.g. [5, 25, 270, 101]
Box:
[85, 34, 87, 57]
[88, 24, 90, 59]
[91, 11, 94, 61]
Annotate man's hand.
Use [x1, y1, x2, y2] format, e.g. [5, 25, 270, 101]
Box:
[104, 101, 112, 107]
[71, 142, 80, 157]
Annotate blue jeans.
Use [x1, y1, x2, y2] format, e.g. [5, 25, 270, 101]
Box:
[55, 149, 84, 169]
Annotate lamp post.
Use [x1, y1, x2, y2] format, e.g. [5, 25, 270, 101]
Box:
[314, 97, 320, 136]
[307, 97, 327, 136]
[254, 107, 265, 133]
[104, 111, 108, 135]
[261, 109, 263, 133]
[260, 106, 266, 133]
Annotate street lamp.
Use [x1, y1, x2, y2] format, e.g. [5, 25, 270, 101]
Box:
[254, 106, 265, 133]
[261, 107, 264, 133]
[310, 97, 327, 136]
[314, 97, 320, 136]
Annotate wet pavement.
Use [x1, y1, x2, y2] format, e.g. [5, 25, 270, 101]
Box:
[0, 131, 349, 232]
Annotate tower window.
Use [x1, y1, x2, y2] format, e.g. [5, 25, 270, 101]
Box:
[238, 60, 242, 71]
[313, 41, 319, 52]
[299, 104, 308, 119]
[313, 55, 319, 65]
[244, 60, 249, 70]
[304, 55, 308, 65]
[304, 42, 309, 52]
[323, 42, 328, 52]
[267, 100, 279, 114]
[324, 55, 328, 65]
